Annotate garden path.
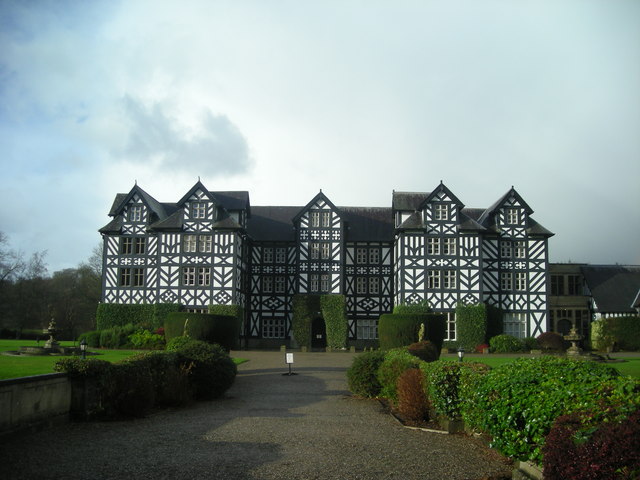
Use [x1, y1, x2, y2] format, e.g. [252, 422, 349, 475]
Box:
[1, 350, 512, 480]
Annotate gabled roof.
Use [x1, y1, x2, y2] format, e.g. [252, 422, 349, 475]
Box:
[419, 182, 465, 209]
[176, 180, 217, 207]
[109, 184, 168, 220]
[478, 187, 534, 226]
[581, 265, 640, 313]
[292, 191, 341, 223]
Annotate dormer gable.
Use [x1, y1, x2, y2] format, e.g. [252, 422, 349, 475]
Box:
[479, 187, 534, 236]
[177, 180, 221, 222]
[420, 182, 465, 225]
[111, 184, 166, 225]
[292, 190, 342, 229]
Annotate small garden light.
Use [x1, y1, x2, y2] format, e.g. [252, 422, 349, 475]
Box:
[80, 339, 87, 360]
[457, 346, 465, 362]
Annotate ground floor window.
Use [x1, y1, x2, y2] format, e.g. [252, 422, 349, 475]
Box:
[357, 319, 378, 340]
[445, 311, 456, 341]
[550, 308, 590, 337]
[504, 312, 527, 338]
[263, 317, 286, 338]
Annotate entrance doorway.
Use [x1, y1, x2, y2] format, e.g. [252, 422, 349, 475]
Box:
[311, 316, 327, 349]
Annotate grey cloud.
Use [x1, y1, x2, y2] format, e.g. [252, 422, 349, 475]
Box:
[120, 96, 250, 176]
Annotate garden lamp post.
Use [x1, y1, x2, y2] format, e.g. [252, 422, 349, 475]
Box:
[457, 346, 465, 362]
[80, 339, 87, 360]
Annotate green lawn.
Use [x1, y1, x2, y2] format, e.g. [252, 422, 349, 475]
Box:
[0, 339, 247, 380]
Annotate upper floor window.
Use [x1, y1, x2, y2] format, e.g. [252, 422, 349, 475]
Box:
[443, 270, 456, 289]
[515, 272, 527, 291]
[500, 242, 512, 258]
[320, 274, 330, 292]
[121, 238, 133, 255]
[356, 277, 367, 294]
[568, 275, 582, 295]
[501, 272, 512, 291]
[129, 205, 143, 222]
[192, 202, 207, 219]
[134, 238, 146, 255]
[198, 235, 212, 253]
[369, 277, 379, 294]
[183, 235, 197, 253]
[427, 238, 440, 256]
[120, 268, 144, 287]
[369, 248, 380, 264]
[310, 211, 320, 227]
[275, 248, 286, 263]
[507, 208, 519, 225]
[434, 204, 448, 220]
[275, 276, 286, 294]
[428, 270, 441, 289]
[356, 248, 367, 264]
[183, 267, 210, 286]
[263, 248, 274, 263]
[310, 242, 330, 260]
[514, 241, 526, 258]
[322, 212, 331, 227]
[551, 275, 564, 295]
[262, 276, 273, 293]
[443, 238, 456, 256]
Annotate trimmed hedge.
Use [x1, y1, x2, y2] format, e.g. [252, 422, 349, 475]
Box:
[461, 357, 639, 464]
[376, 348, 421, 403]
[378, 313, 445, 351]
[595, 316, 640, 352]
[420, 360, 490, 420]
[489, 334, 524, 353]
[96, 303, 181, 330]
[164, 312, 240, 351]
[455, 302, 487, 351]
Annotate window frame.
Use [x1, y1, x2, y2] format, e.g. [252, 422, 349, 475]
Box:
[129, 205, 143, 222]
[428, 270, 441, 289]
[191, 202, 207, 219]
[427, 238, 440, 256]
[434, 204, 448, 221]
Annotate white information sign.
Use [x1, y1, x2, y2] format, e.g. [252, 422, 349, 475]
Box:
[285, 353, 294, 364]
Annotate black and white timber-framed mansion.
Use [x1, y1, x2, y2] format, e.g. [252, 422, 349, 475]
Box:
[99, 181, 554, 347]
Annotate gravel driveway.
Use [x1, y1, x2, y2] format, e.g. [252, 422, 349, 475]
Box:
[1, 351, 512, 480]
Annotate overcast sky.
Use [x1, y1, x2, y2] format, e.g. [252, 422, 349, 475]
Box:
[1, 0, 638, 273]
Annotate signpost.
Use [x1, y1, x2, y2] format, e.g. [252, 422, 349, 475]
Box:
[283, 352, 297, 376]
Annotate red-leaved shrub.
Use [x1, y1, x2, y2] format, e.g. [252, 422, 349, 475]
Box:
[396, 368, 429, 423]
[543, 409, 640, 479]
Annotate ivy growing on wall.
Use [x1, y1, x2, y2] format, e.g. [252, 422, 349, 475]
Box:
[321, 294, 347, 349]
[96, 303, 181, 330]
[291, 294, 348, 348]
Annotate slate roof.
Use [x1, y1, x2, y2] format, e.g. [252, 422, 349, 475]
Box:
[392, 192, 429, 211]
[247, 206, 300, 242]
[340, 207, 394, 242]
[581, 265, 640, 313]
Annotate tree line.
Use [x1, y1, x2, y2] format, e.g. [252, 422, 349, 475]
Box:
[0, 231, 101, 340]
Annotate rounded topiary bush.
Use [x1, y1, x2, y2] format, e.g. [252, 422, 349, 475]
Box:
[166, 335, 195, 352]
[489, 334, 524, 353]
[168, 338, 237, 400]
[347, 350, 386, 398]
[407, 341, 439, 362]
[536, 332, 565, 353]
